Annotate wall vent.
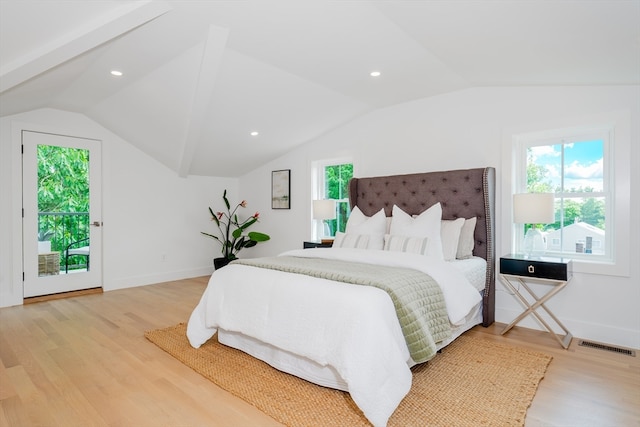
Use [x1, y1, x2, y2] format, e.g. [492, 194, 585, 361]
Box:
[578, 340, 636, 357]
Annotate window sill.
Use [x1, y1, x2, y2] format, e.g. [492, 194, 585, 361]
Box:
[571, 258, 629, 277]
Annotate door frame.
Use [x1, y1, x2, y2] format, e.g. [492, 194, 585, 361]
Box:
[11, 120, 104, 302]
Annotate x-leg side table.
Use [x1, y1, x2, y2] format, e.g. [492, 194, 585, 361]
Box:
[500, 274, 573, 349]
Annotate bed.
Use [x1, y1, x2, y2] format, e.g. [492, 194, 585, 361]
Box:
[187, 167, 496, 427]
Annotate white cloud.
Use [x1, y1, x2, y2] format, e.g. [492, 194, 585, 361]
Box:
[544, 164, 561, 181]
[566, 158, 603, 180]
[564, 159, 603, 191]
[530, 145, 559, 160]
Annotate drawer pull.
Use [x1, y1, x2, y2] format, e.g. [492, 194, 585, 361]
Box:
[528, 265, 535, 274]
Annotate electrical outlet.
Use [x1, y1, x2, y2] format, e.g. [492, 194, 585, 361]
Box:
[161, 253, 167, 262]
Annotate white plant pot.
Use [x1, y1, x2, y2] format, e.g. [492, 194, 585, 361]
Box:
[38, 240, 51, 254]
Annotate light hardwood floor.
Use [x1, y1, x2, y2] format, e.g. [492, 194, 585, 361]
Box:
[1, 277, 638, 427]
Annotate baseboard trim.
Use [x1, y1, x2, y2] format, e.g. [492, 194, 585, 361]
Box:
[495, 307, 640, 351]
[105, 267, 213, 291]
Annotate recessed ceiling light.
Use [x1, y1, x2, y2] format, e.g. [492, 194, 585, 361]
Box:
[370, 71, 381, 77]
[250, 131, 259, 136]
[110, 70, 123, 77]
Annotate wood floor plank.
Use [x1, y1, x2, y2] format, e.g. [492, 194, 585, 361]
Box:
[1, 276, 638, 427]
[466, 324, 640, 426]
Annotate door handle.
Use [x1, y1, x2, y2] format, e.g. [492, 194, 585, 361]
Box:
[90, 221, 102, 227]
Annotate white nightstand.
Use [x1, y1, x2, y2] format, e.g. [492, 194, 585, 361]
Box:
[499, 254, 573, 349]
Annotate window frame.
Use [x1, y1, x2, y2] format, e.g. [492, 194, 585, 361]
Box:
[502, 110, 630, 277]
[311, 157, 354, 240]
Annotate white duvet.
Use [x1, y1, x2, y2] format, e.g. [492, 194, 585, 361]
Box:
[187, 248, 481, 427]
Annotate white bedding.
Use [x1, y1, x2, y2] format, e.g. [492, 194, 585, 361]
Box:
[449, 256, 488, 291]
[217, 298, 483, 390]
[187, 248, 483, 427]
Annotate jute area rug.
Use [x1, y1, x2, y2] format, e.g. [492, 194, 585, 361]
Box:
[145, 323, 552, 427]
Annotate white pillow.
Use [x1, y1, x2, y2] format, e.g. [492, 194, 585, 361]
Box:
[384, 234, 430, 255]
[456, 217, 477, 259]
[333, 232, 384, 250]
[441, 218, 465, 261]
[389, 203, 444, 259]
[345, 206, 386, 236]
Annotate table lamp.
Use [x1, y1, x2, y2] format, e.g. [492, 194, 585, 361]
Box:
[312, 199, 336, 242]
[513, 193, 555, 256]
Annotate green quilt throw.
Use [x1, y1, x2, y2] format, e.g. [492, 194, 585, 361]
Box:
[233, 256, 452, 363]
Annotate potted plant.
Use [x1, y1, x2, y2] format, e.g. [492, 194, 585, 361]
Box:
[38, 229, 54, 253]
[202, 190, 270, 269]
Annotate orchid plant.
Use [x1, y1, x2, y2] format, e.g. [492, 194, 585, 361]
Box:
[201, 190, 270, 260]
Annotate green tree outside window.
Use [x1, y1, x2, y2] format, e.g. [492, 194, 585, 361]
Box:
[323, 163, 353, 236]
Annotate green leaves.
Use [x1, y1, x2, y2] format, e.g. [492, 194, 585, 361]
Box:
[38, 145, 89, 213]
[208, 207, 220, 227]
[37, 145, 91, 267]
[223, 189, 231, 211]
[238, 217, 257, 230]
[200, 232, 221, 242]
[248, 231, 270, 242]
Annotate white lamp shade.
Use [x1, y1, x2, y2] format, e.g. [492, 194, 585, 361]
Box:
[513, 193, 555, 224]
[313, 199, 337, 220]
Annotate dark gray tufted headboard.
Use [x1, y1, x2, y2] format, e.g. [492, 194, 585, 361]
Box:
[348, 167, 496, 326]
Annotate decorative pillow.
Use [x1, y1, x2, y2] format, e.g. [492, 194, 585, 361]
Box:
[333, 232, 384, 250]
[456, 217, 477, 259]
[384, 234, 430, 255]
[389, 203, 444, 259]
[441, 218, 465, 261]
[345, 206, 386, 236]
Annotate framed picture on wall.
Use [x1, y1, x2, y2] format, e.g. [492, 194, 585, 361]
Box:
[272, 169, 291, 209]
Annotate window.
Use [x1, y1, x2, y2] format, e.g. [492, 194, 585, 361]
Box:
[312, 159, 353, 239]
[515, 128, 612, 262]
[506, 110, 630, 277]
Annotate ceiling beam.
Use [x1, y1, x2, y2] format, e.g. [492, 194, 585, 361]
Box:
[177, 25, 229, 178]
[0, 1, 171, 93]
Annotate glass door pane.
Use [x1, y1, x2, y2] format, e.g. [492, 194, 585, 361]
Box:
[37, 145, 91, 276]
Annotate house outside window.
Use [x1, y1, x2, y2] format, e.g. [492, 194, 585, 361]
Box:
[515, 130, 611, 262]
[312, 159, 353, 239]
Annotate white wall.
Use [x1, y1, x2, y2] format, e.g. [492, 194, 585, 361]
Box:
[0, 108, 237, 307]
[1, 87, 637, 350]
[240, 86, 640, 349]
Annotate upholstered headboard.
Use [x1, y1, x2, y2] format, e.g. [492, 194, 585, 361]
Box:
[348, 167, 496, 326]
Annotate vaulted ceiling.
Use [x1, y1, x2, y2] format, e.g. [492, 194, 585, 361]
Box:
[1, 0, 638, 177]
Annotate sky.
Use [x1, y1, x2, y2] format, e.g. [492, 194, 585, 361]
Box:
[529, 139, 604, 192]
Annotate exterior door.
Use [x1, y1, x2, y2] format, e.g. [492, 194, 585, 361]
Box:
[22, 130, 102, 298]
